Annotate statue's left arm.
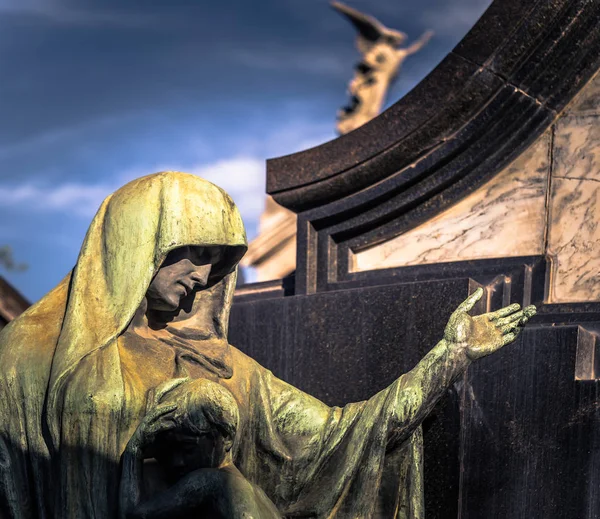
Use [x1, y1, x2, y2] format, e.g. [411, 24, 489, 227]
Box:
[240, 288, 535, 516]
[383, 333, 470, 450]
[384, 288, 535, 449]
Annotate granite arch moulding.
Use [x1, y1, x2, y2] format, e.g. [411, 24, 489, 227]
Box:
[265, 0, 600, 295]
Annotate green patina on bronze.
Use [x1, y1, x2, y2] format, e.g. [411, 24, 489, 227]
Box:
[0, 171, 535, 518]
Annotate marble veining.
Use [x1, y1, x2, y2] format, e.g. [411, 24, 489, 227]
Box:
[565, 69, 600, 116]
[351, 133, 552, 272]
[352, 69, 600, 303]
[547, 113, 600, 302]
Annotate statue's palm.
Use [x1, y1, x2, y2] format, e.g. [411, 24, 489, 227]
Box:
[444, 288, 536, 361]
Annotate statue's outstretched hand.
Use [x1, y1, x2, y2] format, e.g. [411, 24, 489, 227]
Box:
[444, 287, 536, 361]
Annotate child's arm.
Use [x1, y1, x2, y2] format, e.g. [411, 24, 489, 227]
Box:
[127, 469, 222, 519]
[119, 442, 145, 519]
[119, 405, 177, 519]
[130, 467, 277, 519]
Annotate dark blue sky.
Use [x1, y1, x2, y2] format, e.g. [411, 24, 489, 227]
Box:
[0, 0, 491, 301]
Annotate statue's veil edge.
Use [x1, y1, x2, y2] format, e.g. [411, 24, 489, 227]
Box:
[37, 171, 247, 449]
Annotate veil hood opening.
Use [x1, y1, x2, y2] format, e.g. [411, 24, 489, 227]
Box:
[45, 171, 247, 447]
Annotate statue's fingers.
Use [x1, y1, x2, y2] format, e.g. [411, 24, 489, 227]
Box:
[154, 420, 177, 435]
[154, 377, 190, 403]
[501, 328, 522, 346]
[500, 310, 535, 334]
[457, 287, 484, 313]
[497, 305, 536, 327]
[495, 310, 525, 327]
[147, 404, 177, 422]
[145, 389, 156, 413]
[488, 303, 521, 321]
[502, 332, 516, 346]
[500, 322, 521, 334]
[156, 404, 177, 416]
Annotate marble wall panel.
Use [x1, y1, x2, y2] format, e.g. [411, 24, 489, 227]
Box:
[352, 70, 600, 303]
[351, 133, 552, 272]
[547, 114, 600, 302]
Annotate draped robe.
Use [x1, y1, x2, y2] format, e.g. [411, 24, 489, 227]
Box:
[0, 171, 469, 518]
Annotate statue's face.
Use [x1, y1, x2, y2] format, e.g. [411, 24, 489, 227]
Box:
[146, 246, 223, 311]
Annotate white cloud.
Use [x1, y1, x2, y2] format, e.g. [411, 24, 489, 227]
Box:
[0, 117, 333, 251]
[191, 157, 266, 216]
[0, 182, 110, 217]
[110, 156, 267, 217]
[0, 157, 266, 221]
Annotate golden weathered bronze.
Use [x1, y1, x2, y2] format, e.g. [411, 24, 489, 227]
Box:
[0, 172, 535, 518]
[119, 377, 280, 518]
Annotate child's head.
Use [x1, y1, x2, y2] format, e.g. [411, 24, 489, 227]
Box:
[152, 378, 239, 479]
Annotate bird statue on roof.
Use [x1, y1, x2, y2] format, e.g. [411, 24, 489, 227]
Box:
[332, 1, 433, 135]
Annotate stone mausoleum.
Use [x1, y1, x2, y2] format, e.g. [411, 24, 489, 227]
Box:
[1, 1, 600, 516]
[230, 1, 600, 517]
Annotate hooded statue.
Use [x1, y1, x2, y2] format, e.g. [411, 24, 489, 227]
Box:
[0, 171, 533, 518]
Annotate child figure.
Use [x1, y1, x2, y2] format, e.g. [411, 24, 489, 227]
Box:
[119, 378, 280, 519]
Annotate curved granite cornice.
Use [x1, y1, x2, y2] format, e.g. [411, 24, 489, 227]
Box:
[268, 0, 600, 217]
[263, 0, 600, 295]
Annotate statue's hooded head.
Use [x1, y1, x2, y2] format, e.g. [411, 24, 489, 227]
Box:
[45, 171, 247, 445]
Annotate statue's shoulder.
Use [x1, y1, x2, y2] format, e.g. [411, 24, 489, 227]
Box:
[228, 344, 263, 371]
[0, 273, 71, 365]
[226, 344, 274, 398]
